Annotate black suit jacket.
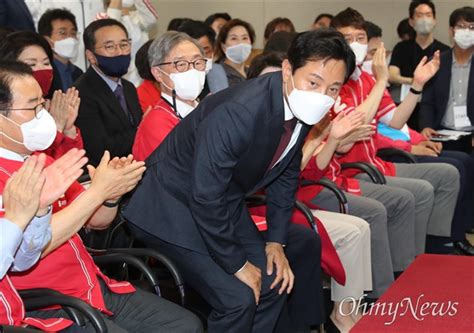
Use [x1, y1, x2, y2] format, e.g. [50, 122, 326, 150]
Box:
[74, 67, 142, 166]
[123, 72, 310, 274]
[419, 49, 474, 130]
[0, 0, 34, 31]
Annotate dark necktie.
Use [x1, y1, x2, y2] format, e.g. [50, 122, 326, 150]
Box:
[114, 84, 134, 125]
[268, 118, 298, 171]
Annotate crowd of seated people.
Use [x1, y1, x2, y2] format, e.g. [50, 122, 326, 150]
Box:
[0, 1, 473, 333]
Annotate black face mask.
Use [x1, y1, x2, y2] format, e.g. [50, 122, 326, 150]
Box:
[94, 53, 131, 77]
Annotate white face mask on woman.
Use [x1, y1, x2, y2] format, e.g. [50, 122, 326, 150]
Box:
[454, 29, 474, 49]
[285, 75, 335, 125]
[225, 43, 252, 64]
[1, 108, 57, 151]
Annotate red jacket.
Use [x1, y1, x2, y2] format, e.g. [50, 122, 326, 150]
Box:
[42, 129, 84, 159]
[136, 79, 161, 113]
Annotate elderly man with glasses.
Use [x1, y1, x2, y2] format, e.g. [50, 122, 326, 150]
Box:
[74, 18, 143, 166]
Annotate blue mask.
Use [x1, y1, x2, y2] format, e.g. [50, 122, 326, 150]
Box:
[94, 53, 131, 77]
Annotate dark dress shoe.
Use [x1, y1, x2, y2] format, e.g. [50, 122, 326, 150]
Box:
[453, 240, 474, 256]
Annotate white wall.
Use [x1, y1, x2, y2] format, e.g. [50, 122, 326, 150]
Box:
[151, 0, 472, 50]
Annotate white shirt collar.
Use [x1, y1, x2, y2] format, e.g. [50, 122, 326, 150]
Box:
[0, 147, 26, 162]
[161, 93, 198, 118]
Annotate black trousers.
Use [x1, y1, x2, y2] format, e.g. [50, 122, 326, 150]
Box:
[27, 279, 203, 333]
[130, 222, 323, 333]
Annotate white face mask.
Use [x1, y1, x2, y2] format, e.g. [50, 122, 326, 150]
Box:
[54, 37, 79, 60]
[361, 59, 373, 75]
[224, 43, 252, 64]
[285, 75, 335, 125]
[349, 42, 368, 66]
[454, 29, 474, 50]
[414, 18, 435, 35]
[205, 58, 213, 74]
[1, 108, 57, 151]
[160, 68, 206, 101]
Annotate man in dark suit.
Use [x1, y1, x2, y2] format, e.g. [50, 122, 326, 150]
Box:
[0, 0, 35, 31]
[419, 6, 474, 135]
[123, 29, 356, 332]
[74, 19, 142, 166]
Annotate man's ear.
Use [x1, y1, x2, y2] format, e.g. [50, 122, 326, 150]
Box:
[44, 36, 54, 49]
[408, 17, 415, 28]
[85, 49, 97, 66]
[281, 59, 292, 85]
[151, 66, 164, 84]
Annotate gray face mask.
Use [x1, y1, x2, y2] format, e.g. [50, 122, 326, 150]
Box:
[414, 18, 435, 35]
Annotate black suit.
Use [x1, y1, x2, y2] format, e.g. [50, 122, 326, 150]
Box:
[0, 0, 34, 31]
[124, 72, 323, 331]
[74, 67, 142, 166]
[420, 49, 474, 130]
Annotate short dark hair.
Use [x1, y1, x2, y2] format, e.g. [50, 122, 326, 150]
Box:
[366, 21, 382, 40]
[135, 40, 154, 81]
[38, 8, 78, 37]
[449, 6, 474, 28]
[247, 52, 284, 80]
[0, 31, 54, 64]
[397, 18, 416, 39]
[314, 13, 333, 24]
[167, 18, 192, 31]
[177, 20, 217, 45]
[287, 28, 355, 83]
[0, 61, 33, 117]
[263, 31, 297, 54]
[264, 17, 295, 41]
[331, 7, 367, 33]
[83, 18, 128, 52]
[204, 13, 232, 27]
[215, 19, 256, 62]
[409, 0, 436, 18]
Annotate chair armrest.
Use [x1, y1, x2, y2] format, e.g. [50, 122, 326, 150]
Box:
[300, 178, 348, 214]
[377, 148, 417, 163]
[90, 251, 161, 297]
[92, 248, 186, 306]
[341, 162, 387, 184]
[18, 288, 107, 333]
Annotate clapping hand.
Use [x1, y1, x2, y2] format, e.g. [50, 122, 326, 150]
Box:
[412, 50, 440, 89]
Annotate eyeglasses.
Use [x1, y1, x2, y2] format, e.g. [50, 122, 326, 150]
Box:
[53, 29, 79, 38]
[2, 102, 47, 119]
[96, 39, 132, 54]
[157, 59, 207, 73]
[455, 23, 474, 31]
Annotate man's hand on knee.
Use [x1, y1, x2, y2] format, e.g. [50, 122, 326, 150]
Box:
[234, 261, 262, 305]
[265, 242, 295, 295]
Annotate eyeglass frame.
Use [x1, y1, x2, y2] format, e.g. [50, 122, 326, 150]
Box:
[95, 39, 132, 54]
[1, 101, 47, 119]
[156, 58, 208, 73]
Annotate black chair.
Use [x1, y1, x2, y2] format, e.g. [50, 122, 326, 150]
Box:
[18, 288, 108, 333]
[341, 162, 387, 184]
[1, 326, 41, 332]
[376, 148, 417, 164]
[300, 178, 349, 214]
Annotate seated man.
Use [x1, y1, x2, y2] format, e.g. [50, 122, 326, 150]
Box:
[327, 8, 460, 256]
[0, 61, 202, 333]
[123, 29, 357, 332]
[74, 19, 143, 166]
[419, 6, 474, 136]
[38, 8, 84, 92]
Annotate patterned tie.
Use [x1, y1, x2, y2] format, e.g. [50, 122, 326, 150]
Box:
[114, 84, 134, 125]
[268, 118, 298, 170]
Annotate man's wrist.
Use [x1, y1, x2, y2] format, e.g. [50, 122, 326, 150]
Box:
[236, 260, 248, 273]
